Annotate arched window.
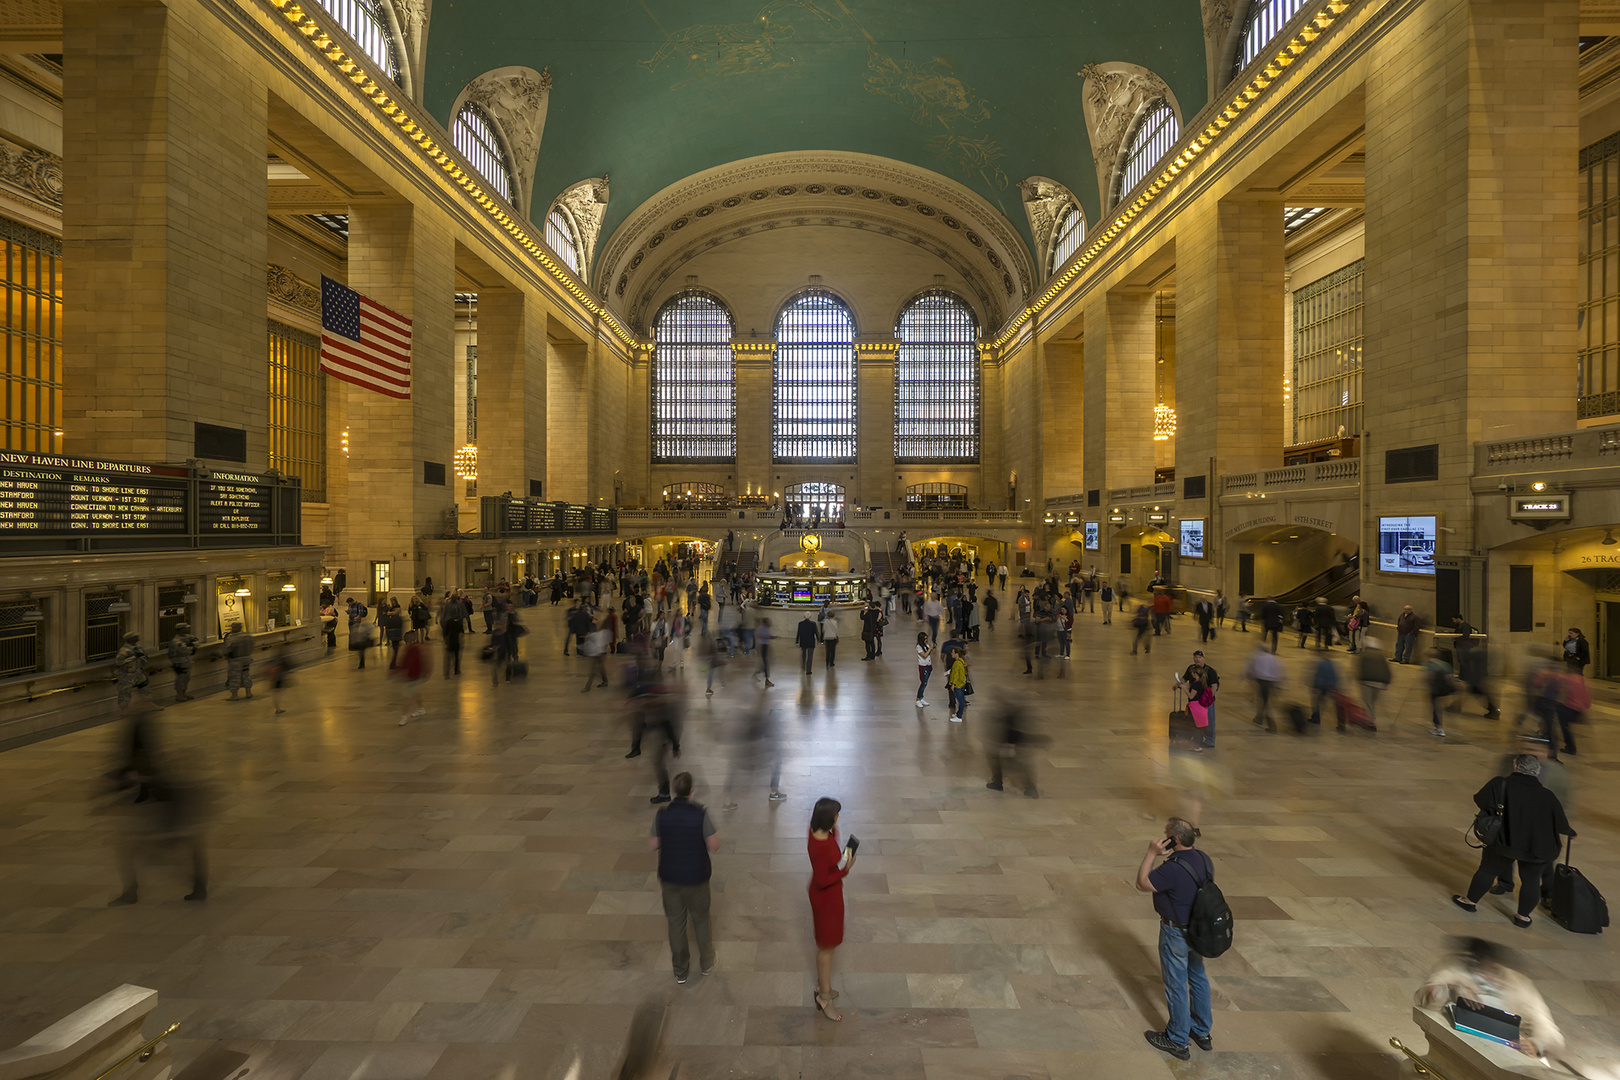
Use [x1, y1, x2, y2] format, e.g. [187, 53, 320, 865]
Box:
[1235, 0, 1312, 77]
[1049, 205, 1086, 274]
[894, 290, 979, 463]
[314, 0, 401, 84]
[1118, 100, 1179, 202]
[785, 482, 845, 522]
[774, 290, 857, 463]
[652, 292, 736, 462]
[452, 102, 515, 206]
[546, 209, 582, 275]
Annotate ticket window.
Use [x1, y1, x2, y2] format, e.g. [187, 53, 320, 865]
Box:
[267, 575, 297, 628]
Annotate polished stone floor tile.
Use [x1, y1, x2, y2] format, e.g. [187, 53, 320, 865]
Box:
[0, 602, 1617, 1078]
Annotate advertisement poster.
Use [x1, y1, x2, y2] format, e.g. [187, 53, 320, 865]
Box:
[216, 591, 249, 635]
[1179, 519, 1206, 560]
[1084, 522, 1099, 550]
[1378, 515, 1436, 574]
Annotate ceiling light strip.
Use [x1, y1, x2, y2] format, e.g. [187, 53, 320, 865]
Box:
[988, 0, 1355, 353]
[265, 0, 637, 348]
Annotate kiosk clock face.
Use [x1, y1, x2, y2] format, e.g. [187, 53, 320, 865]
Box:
[799, 532, 822, 554]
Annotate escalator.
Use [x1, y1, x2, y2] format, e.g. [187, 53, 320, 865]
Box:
[1245, 554, 1360, 611]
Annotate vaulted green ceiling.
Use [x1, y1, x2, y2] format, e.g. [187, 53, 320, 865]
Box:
[426, 0, 1209, 262]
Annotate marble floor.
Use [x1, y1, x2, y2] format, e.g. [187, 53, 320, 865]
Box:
[1, 599, 1617, 1080]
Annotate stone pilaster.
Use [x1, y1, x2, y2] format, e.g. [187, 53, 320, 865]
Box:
[1082, 288, 1156, 572]
[61, 0, 268, 465]
[1362, 0, 1578, 617]
[476, 289, 546, 499]
[341, 202, 456, 595]
[1041, 340, 1084, 497]
[546, 339, 589, 503]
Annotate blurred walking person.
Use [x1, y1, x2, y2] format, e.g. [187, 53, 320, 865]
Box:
[1356, 638, 1392, 729]
[394, 630, 429, 725]
[721, 695, 786, 810]
[985, 699, 1039, 796]
[1245, 640, 1282, 732]
[167, 623, 197, 703]
[114, 633, 149, 710]
[581, 622, 611, 691]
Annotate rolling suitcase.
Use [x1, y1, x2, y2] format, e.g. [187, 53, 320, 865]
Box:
[1168, 687, 1201, 750]
[507, 659, 529, 680]
[1551, 838, 1609, 934]
[1333, 692, 1377, 732]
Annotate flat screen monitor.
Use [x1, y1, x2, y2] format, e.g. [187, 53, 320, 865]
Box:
[1379, 515, 1437, 574]
[1084, 522, 1099, 550]
[1179, 518, 1206, 560]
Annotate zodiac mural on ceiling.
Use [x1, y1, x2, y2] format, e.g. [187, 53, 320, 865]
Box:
[865, 45, 1005, 190]
[639, 0, 844, 89]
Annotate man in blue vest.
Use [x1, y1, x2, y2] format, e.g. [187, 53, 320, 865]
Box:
[650, 771, 719, 984]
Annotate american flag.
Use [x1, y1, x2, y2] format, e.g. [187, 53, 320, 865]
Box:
[320, 276, 413, 399]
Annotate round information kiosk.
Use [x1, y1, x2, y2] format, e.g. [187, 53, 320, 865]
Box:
[753, 532, 872, 608]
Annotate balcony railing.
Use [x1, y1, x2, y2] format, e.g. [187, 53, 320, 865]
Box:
[1221, 458, 1360, 494]
[1107, 482, 1176, 504]
[1475, 426, 1620, 475]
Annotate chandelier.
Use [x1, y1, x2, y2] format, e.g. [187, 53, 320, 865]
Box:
[1152, 290, 1175, 441]
[454, 444, 478, 480]
[1154, 402, 1177, 441]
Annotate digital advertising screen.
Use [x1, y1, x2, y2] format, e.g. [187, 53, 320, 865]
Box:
[1178, 518, 1206, 560]
[1378, 515, 1437, 574]
[1084, 522, 1099, 550]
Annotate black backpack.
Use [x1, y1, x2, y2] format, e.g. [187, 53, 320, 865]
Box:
[1169, 854, 1234, 958]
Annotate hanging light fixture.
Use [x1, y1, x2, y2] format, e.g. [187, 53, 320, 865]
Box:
[1153, 291, 1176, 441]
[454, 444, 479, 481]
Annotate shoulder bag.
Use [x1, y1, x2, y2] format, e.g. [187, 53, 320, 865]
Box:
[1468, 777, 1507, 850]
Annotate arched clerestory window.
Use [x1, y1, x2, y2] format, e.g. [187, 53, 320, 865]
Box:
[545, 209, 583, 275]
[314, 0, 401, 85]
[651, 292, 736, 462]
[1049, 204, 1086, 275]
[452, 102, 515, 207]
[893, 290, 980, 462]
[1118, 100, 1179, 204]
[774, 290, 857, 463]
[1234, 0, 1312, 78]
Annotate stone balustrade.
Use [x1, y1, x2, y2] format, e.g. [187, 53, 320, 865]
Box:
[1221, 458, 1361, 495]
[1475, 425, 1620, 475]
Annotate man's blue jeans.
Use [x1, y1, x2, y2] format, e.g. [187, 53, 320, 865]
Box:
[1158, 922, 1211, 1047]
[1395, 632, 1416, 663]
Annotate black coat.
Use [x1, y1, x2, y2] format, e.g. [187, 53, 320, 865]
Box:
[1475, 772, 1573, 863]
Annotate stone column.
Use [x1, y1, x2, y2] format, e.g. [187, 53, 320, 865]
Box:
[546, 338, 589, 503]
[1176, 198, 1286, 590]
[342, 203, 456, 597]
[61, 0, 269, 465]
[1362, 0, 1578, 618]
[476, 288, 546, 500]
[734, 344, 773, 501]
[857, 344, 897, 508]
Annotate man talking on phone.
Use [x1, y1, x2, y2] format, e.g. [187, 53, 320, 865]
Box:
[1134, 817, 1213, 1060]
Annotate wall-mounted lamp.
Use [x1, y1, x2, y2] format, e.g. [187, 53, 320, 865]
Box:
[282, 583, 297, 592]
[108, 600, 132, 614]
[235, 588, 251, 597]
[1532, 481, 1547, 492]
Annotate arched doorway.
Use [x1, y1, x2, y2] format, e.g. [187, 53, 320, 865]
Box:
[784, 482, 845, 524]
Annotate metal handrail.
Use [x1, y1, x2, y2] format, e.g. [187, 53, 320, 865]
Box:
[91, 1022, 179, 1080]
[1388, 1037, 1450, 1079]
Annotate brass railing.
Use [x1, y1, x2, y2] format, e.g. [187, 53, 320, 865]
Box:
[1388, 1037, 1450, 1080]
[91, 1022, 179, 1080]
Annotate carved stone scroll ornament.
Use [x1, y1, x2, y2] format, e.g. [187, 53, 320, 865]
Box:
[384, 0, 432, 100]
[267, 263, 321, 318]
[1079, 62, 1174, 214]
[462, 66, 552, 216]
[0, 136, 63, 208]
[556, 175, 609, 281]
[1017, 176, 1081, 278]
[1201, 0, 1242, 93]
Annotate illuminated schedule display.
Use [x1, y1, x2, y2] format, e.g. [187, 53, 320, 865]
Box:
[0, 453, 301, 554]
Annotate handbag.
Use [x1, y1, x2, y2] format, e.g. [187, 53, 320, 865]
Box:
[961, 680, 975, 695]
[1468, 778, 1506, 850]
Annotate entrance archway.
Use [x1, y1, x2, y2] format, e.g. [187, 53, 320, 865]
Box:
[1223, 523, 1358, 609]
[784, 482, 845, 524]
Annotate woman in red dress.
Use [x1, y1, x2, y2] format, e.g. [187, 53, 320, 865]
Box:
[808, 796, 855, 1021]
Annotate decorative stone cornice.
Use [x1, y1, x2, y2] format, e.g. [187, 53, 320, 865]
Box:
[267, 263, 321, 318]
[1079, 62, 1177, 214]
[0, 135, 62, 208]
[459, 66, 551, 217]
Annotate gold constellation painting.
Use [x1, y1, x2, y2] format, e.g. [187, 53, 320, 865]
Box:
[639, 0, 845, 89]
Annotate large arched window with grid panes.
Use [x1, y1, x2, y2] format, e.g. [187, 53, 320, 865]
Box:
[774, 290, 857, 463]
[894, 290, 979, 463]
[1049, 205, 1086, 275]
[314, 0, 401, 84]
[652, 292, 736, 463]
[1234, 0, 1312, 78]
[545, 210, 582, 275]
[452, 102, 515, 207]
[1117, 100, 1179, 203]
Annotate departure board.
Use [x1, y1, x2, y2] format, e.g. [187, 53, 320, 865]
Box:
[0, 453, 188, 535]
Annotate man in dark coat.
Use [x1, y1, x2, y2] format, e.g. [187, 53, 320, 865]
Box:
[1453, 755, 1575, 928]
[795, 613, 819, 675]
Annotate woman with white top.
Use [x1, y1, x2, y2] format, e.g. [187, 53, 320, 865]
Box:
[915, 632, 933, 708]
